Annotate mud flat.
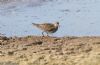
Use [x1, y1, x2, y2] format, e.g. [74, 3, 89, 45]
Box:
[0, 35, 100, 65]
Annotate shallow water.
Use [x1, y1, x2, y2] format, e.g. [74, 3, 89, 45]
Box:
[0, 0, 100, 37]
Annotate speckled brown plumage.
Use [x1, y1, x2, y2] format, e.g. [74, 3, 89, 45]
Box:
[32, 22, 59, 36]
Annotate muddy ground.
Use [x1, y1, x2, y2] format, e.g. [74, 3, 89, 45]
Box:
[0, 35, 100, 65]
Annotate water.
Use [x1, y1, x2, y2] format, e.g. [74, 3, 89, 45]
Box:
[0, 0, 100, 37]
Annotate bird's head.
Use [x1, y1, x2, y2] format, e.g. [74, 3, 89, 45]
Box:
[55, 22, 60, 27]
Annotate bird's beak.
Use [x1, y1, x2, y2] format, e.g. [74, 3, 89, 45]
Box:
[58, 25, 60, 27]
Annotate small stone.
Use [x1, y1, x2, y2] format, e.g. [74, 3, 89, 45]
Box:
[0, 53, 4, 56]
[8, 51, 14, 55]
[33, 41, 43, 45]
[25, 41, 43, 46]
[22, 47, 27, 50]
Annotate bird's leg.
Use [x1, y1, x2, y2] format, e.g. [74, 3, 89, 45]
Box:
[42, 31, 45, 37]
[46, 32, 49, 37]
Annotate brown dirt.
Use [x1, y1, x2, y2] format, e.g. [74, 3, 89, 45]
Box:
[0, 35, 100, 65]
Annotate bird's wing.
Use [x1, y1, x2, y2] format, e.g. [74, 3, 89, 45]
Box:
[39, 23, 55, 31]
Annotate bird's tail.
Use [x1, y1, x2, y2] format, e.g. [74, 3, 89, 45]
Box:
[32, 23, 40, 27]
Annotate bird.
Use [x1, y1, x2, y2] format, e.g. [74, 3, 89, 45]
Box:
[32, 22, 59, 37]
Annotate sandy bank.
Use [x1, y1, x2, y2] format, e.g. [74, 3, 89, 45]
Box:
[0, 36, 100, 65]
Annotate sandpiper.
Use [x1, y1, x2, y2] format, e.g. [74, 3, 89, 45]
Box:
[32, 22, 59, 36]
